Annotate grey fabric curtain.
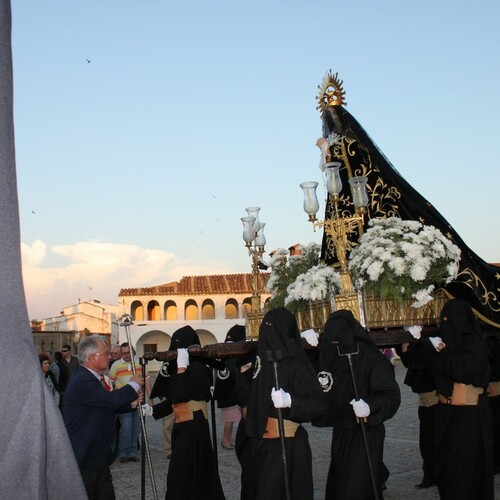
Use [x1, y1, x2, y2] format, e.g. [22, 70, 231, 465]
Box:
[0, 1, 87, 497]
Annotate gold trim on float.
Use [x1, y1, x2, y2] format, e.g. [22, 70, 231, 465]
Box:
[292, 289, 448, 333]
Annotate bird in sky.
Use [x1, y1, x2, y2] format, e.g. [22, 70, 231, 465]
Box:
[85, 58, 91, 64]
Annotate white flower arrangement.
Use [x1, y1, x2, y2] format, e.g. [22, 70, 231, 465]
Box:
[348, 217, 461, 308]
[285, 264, 341, 306]
[266, 242, 341, 313]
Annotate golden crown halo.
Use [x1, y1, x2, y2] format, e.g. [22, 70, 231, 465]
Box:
[316, 70, 347, 113]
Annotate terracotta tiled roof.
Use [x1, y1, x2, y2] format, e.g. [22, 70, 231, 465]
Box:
[119, 273, 270, 297]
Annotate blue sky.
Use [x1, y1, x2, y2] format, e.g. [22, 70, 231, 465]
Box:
[11, 1, 500, 320]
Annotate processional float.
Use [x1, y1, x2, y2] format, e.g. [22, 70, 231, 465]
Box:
[241, 70, 500, 345]
[143, 71, 500, 500]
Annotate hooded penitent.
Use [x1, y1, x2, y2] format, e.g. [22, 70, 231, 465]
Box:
[224, 324, 246, 343]
[322, 309, 374, 354]
[440, 298, 484, 351]
[435, 299, 490, 397]
[317, 309, 400, 428]
[213, 325, 246, 404]
[433, 299, 493, 499]
[165, 325, 202, 375]
[319, 97, 500, 328]
[246, 307, 324, 440]
[171, 325, 201, 350]
[316, 309, 400, 499]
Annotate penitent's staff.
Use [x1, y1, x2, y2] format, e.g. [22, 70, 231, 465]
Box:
[338, 343, 380, 500]
[267, 350, 292, 500]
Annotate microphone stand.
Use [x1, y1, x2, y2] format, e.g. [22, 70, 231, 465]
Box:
[140, 357, 147, 500]
[121, 317, 158, 500]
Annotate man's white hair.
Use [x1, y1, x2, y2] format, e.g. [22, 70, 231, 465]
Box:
[78, 335, 106, 363]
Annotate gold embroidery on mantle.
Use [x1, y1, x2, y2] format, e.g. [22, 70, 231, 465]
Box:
[456, 267, 500, 313]
[330, 135, 402, 220]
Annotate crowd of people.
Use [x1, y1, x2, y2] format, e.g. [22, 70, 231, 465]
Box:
[37, 298, 499, 500]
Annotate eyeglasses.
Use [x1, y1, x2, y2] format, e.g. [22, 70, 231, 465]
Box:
[61, 349, 69, 353]
[95, 350, 111, 357]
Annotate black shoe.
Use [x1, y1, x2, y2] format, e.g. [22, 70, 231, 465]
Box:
[415, 477, 436, 489]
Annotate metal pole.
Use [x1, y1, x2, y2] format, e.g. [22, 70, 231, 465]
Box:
[121, 316, 158, 500]
[345, 351, 380, 500]
[140, 357, 147, 500]
[211, 368, 218, 465]
[266, 350, 292, 500]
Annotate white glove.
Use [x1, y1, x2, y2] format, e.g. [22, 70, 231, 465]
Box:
[429, 337, 445, 352]
[404, 325, 422, 340]
[271, 388, 292, 408]
[141, 403, 153, 417]
[350, 398, 370, 418]
[301, 328, 319, 347]
[177, 348, 190, 369]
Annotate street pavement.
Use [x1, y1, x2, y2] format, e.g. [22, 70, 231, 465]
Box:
[112, 360, 500, 499]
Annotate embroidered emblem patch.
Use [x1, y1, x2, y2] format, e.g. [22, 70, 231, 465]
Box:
[318, 371, 333, 392]
[217, 368, 230, 380]
[159, 362, 170, 378]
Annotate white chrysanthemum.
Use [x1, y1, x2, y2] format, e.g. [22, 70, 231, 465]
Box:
[400, 242, 422, 260]
[268, 248, 288, 267]
[367, 260, 384, 281]
[446, 261, 460, 282]
[388, 257, 406, 276]
[411, 285, 435, 308]
[410, 263, 427, 281]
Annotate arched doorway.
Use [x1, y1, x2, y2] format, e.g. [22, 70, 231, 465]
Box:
[135, 330, 171, 372]
[194, 328, 218, 346]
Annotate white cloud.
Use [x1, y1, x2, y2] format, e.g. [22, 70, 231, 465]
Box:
[20, 239, 47, 267]
[21, 240, 178, 320]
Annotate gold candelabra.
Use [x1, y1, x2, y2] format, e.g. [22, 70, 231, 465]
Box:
[301, 161, 369, 294]
[241, 207, 267, 337]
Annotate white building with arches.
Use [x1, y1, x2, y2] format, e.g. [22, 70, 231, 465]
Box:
[118, 272, 270, 371]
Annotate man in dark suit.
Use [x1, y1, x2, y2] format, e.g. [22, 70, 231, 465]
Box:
[64, 335, 144, 500]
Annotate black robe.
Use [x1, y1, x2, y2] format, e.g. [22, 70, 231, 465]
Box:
[486, 335, 500, 471]
[245, 308, 326, 500]
[213, 325, 246, 409]
[316, 310, 401, 500]
[232, 350, 257, 500]
[432, 300, 493, 500]
[164, 326, 224, 500]
[396, 339, 437, 481]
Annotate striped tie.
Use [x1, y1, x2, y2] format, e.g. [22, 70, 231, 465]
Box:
[101, 376, 112, 391]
